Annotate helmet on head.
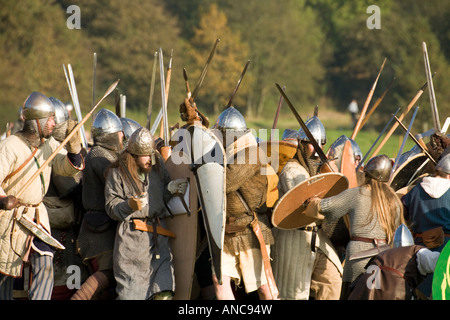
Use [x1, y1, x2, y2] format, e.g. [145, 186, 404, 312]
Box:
[282, 129, 299, 146]
[364, 154, 392, 182]
[436, 154, 450, 175]
[127, 127, 156, 156]
[120, 117, 142, 141]
[213, 107, 247, 132]
[327, 135, 362, 168]
[393, 224, 414, 248]
[212, 107, 249, 147]
[91, 108, 123, 141]
[49, 97, 69, 125]
[22, 92, 55, 120]
[298, 116, 326, 146]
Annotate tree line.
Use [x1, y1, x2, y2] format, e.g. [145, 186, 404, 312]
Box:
[1, 0, 448, 133]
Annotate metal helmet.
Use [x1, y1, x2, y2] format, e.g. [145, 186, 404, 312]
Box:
[327, 135, 362, 168]
[22, 92, 55, 120]
[91, 108, 123, 140]
[364, 154, 392, 182]
[436, 154, 450, 175]
[393, 223, 414, 248]
[49, 97, 69, 124]
[65, 102, 74, 113]
[282, 129, 299, 146]
[127, 127, 156, 156]
[120, 117, 142, 141]
[298, 116, 326, 146]
[213, 107, 247, 131]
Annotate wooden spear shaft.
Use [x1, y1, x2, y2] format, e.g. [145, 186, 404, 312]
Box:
[393, 115, 437, 165]
[371, 78, 430, 158]
[15, 79, 120, 199]
[351, 57, 387, 140]
[359, 76, 395, 131]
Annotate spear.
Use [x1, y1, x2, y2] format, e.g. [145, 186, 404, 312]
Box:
[270, 85, 285, 141]
[191, 38, 220, 102]
[63, 64, 88, 149]
[388, 106, 419, 184]
[359, 76, 396, 131]
[225, 60, 251, 109]
[276, 83, 335, 173]
[159, 49, 173, 141]
[145, 51, 158, 130]
[422, 42, 441, 132]
[15, 79, 120, 198]
[356, 107, 401, 171]
[183, 67, 191, 99]
[92, 52, 97, 108]
[393, 115, 437, 165]
[371, 76, 432, 158]
[351, 57, 387, 140]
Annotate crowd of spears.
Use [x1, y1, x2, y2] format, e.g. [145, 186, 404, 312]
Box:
[0, 39, 449, 301]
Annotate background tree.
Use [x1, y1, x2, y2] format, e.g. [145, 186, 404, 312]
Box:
[221, 0, 328, 119]
[0, 0, 91, 111]
[183, 4, 249, 117]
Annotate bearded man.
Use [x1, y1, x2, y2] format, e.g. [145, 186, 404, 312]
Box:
[104, 127, 187, 300]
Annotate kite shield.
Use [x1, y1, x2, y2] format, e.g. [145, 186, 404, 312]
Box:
[187, 124, 226, 284]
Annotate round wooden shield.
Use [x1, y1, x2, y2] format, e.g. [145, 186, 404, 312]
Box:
[432, 241, 450, 300]
[258, 140, 297, 174]
[272, 172, 349, 230]
[390, 153, 429, 191]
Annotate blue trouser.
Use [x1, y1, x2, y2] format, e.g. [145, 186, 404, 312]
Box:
[0, 252, 54, 300]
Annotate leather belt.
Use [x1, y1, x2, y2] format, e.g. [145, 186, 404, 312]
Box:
[298, 225, 321, 252]
[350, 236, 387, 246]
[132, 219, 176, 238]
[414, 233, 450, 238]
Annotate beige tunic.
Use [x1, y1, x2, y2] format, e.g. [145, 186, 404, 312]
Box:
[271, 160, 343, 300]
[0, 135, 82, 277]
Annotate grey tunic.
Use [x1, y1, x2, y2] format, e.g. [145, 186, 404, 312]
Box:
[319, 186, 401, 283]
[77, 145, 118, 267]
[104, 159, 174, 300]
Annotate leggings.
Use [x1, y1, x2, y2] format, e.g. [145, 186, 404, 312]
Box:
[0, 252, 54, 300]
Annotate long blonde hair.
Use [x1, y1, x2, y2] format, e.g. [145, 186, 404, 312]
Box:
[366, 177, 405, 243]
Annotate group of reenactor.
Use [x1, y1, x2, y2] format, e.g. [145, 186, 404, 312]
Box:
[1, 40, 449, 301]
[0, 85, 448, 301]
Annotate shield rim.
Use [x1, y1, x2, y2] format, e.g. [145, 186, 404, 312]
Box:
[390, 153, 429, 191]
[272, 172, 349, 230]
[188, 125, 226, 285]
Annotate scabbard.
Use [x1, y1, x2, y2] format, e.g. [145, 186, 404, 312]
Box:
[132, 219, 176, 238]
[250, 214, 279, 300]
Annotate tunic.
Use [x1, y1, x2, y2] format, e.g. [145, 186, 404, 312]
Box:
[319, 186, 402, 283]
[271, 160, 343, 300]
[104, 157, 174, 300]
[403, 176, 450, 248]
[77, 145, 118, 267]
[0, 135, 81, 277]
